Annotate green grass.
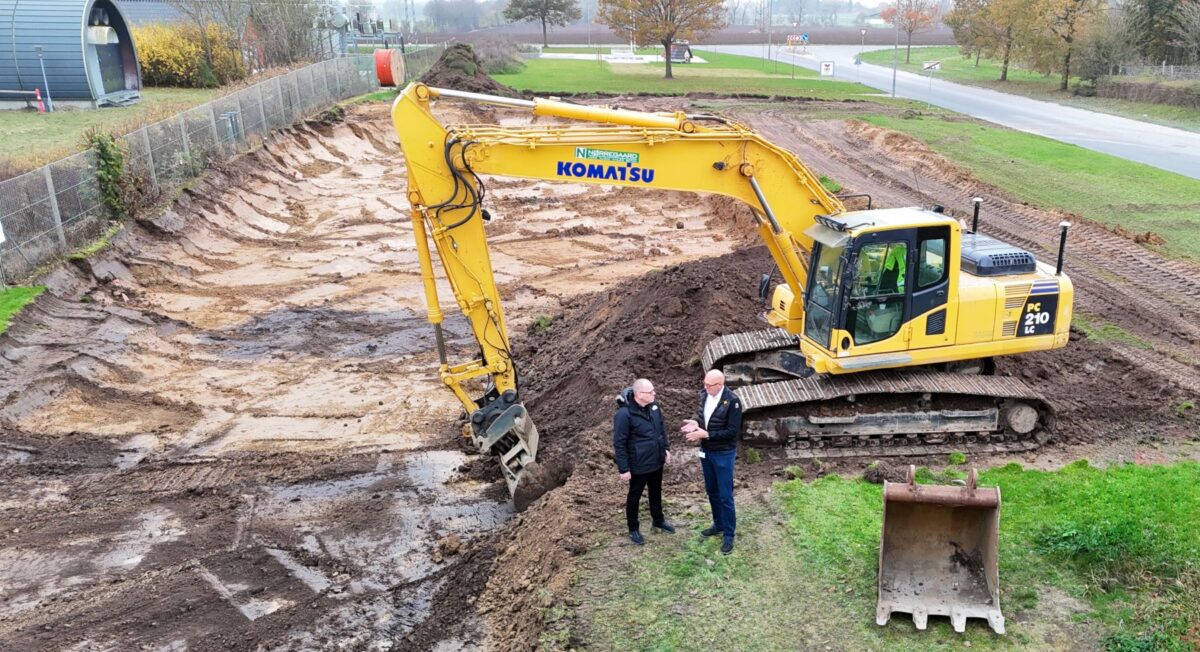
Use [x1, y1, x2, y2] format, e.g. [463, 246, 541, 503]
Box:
[0, 88, 221, 173]
[856, 114, 1200, 260]
[860, 46, 1200, 133]
[541, 46, 661, 55]
[1073, 314, 1154, 349]
[492, 50, 869, 99]
[68, 222, 123, 260]
[0, 285, 45, 334]
[576, 461, 1200, 651]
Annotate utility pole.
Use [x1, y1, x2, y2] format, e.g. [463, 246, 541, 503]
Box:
[890, 2, 899, 98]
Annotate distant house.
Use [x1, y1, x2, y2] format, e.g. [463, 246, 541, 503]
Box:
[0, 0, 143, 108]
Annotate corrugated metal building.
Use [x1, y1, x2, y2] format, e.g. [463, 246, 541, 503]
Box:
[0, 0, 142, 108]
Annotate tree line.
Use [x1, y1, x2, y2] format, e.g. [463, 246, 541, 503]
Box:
[946, 0, 1200, 90]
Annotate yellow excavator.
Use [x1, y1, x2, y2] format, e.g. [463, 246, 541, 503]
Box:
[390, 83, 1074, 514]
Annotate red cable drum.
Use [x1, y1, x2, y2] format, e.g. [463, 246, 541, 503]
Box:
[375, 49, 406, 87]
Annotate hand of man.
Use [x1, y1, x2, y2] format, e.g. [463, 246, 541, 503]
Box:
[684, 428, 709, 443]
[665, 450, 672, 465]
[620, 471, 631, 481]
[681, 419, 699, 434]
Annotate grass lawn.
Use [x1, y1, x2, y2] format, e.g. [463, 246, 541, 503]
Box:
[857, 114, 1200, 260]
[0, 285, 44, 334]
[572, 461, 1200, 651]
[0, 87, 221, 174]
[860, 46, 1200, 133]
[493, 50, 870, 99]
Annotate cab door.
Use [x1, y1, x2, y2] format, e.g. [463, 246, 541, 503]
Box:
[906, 226, 957, 350]
[840, 232, 913, 354]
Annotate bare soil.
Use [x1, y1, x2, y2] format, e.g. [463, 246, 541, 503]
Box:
[1, 95, 1197, 651]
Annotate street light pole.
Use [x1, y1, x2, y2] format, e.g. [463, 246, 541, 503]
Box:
[792, 21, 798, 79]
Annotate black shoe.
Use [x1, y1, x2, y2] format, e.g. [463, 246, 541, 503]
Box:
[721, 538, 734, 555]
[700, 526, 723, 538]
[630, 530, 644, 545]
[652, 521, 676, 534]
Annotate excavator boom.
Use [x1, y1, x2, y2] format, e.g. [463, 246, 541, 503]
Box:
[392, 83, 846, 506]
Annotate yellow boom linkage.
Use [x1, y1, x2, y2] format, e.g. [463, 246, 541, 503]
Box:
[391, 83, 1073, 516]
[392, 83, 843, 506]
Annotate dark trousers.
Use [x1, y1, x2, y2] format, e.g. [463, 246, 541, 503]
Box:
[626, 468, 664, 532]
[701, 449, 736, 539]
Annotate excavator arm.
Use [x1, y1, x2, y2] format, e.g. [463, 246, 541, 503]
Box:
[392, 83, 844, 507]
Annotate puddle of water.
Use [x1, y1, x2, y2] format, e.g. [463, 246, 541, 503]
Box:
[94, 507, 186, 572]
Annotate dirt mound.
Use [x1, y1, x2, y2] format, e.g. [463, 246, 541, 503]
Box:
[471, 247, 772, 650]
[516, 246, 772, 447]
[419, 43, 523, 98]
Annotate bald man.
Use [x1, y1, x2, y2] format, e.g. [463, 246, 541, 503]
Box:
[613, 378, 674, 545]
[681, 369, 743, 555]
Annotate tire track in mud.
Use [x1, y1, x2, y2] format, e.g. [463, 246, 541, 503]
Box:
[747, 111, 1200, 395]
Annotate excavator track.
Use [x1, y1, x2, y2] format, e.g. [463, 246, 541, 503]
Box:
[705, 330, 1055, 459]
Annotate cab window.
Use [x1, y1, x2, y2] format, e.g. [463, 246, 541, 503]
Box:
[917, 233, 947, 289]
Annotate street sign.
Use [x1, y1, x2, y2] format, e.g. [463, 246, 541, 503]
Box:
[923, 61, 941, 71]
[854, 55, 862, 66]
[820, 61, 834, 76]
[801, 33, 809, 43]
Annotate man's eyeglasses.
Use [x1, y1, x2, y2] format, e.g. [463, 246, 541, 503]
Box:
[637, 389, 656, 395]
[703, 382, 722, 388]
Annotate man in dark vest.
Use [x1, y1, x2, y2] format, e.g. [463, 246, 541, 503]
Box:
[682, 369, 743, 555]
[613, 378, 675, 545]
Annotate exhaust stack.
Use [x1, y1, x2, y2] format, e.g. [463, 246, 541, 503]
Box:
[1056, 221, 1071, 275]
[970, 197, 982, 233]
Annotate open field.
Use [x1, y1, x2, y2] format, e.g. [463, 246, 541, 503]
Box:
[1, 66, 1199, 651]
[860, 46, 1200, 133]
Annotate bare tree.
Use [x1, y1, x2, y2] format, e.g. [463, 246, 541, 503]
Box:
[1172, 0, 1200, 63]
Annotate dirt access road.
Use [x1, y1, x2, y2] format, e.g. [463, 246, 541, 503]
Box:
[2, 98, 1198, 650]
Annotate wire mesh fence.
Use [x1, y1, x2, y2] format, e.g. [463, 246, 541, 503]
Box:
[0, 53, 401, 286]
[1117, 64, 1200, 81]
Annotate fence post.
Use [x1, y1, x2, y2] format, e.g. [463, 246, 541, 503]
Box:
[178, 115, 192, 168]
[42, 167, 68, 249]
[255, 83, 268, 139]
[332, 56, 342, 98]
[207, 103, 222, 158]
[140, 128, 158, 192]
[274, 75, 285, 128]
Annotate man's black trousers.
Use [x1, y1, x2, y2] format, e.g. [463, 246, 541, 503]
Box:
[626, 468, 664, 532]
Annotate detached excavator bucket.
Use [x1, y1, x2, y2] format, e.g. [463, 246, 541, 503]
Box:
[877, 466, 1005, 635]
[476, 402, 543, 511]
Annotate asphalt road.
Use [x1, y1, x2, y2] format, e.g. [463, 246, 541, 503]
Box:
[706, 44, 1200, 180]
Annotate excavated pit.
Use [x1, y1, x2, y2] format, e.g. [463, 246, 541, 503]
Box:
[1, 96, 1198, 650]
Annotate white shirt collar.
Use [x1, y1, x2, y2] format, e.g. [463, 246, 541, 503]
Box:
[703, 391, 721, 426]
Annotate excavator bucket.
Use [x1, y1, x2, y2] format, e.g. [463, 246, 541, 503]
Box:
[476, 402, 542, 511]
[877, 466, 1005, 635]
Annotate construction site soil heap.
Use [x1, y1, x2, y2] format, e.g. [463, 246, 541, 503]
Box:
[419, 43, 523, 97]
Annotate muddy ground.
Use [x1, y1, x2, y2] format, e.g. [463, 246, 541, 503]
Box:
[2, 97, 1198, 651]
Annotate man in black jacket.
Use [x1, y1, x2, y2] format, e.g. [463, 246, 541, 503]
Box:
[613, 378, 675, 545]
[682, 369, 743, 555]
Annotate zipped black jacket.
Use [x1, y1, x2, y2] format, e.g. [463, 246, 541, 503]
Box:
[613, 390, 669, 474]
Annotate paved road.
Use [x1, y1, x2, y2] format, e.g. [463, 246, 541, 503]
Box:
[706, 44, 1200, 180]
